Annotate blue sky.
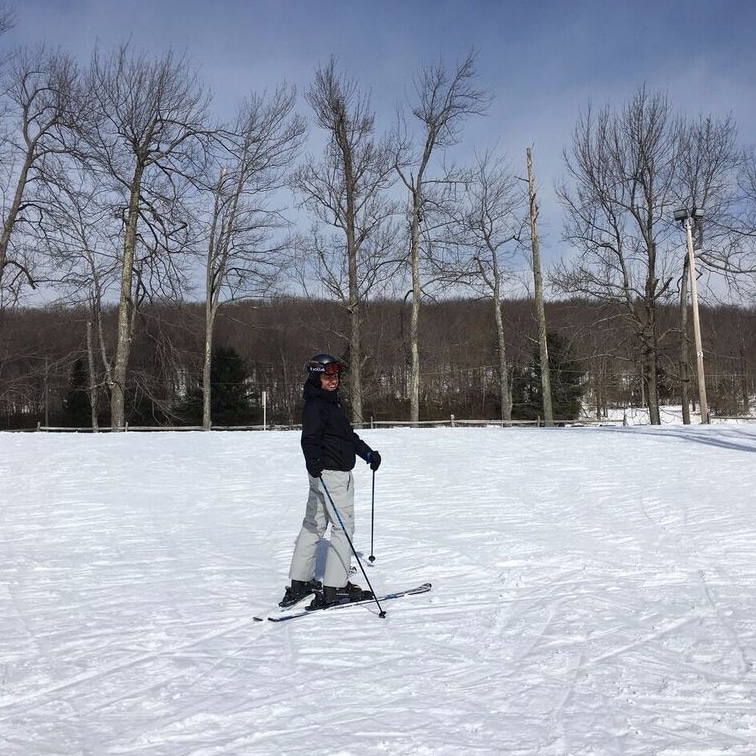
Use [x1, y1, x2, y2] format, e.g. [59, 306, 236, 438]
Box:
[5, 0, 756, 264]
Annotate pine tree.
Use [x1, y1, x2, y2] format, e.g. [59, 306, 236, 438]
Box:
[177, 347, 255, 426]
[512, 332, 586, 422]
[211, 347, 255, 426]
[62, 358, 91, 427]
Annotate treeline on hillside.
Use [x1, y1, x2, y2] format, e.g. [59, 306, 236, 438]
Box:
[1, 297, 753, 429]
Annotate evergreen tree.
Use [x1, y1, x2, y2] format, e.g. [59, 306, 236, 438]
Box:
[211, 347, 255, 425]
[512, 332, 586, 422]
[62, 358, 91, 427]
[177, 347, 255, 426]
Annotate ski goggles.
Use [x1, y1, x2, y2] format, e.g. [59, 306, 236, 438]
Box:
[322, 362, 343, 376]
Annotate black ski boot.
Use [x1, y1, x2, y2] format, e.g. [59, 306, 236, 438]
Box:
[308, 582, 372, 609]
[279, 578, 322, 608]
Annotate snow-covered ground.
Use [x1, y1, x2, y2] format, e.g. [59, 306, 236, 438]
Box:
[2, 423, 756, 755]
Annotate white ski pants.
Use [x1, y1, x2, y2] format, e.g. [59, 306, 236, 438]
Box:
[288, 470, 355, 589]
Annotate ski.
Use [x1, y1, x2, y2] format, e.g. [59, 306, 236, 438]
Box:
[267, 582, 432, 622]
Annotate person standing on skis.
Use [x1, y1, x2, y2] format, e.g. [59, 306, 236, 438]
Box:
[279, 353, 381, 609]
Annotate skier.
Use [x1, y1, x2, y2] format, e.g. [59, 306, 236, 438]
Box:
[279, 353, 382, 609]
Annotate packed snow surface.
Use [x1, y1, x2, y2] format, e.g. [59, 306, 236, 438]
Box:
[2, 424, 756, 755]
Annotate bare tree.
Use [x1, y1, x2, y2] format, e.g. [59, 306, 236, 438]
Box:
[0, 4, 15, 37]
[738, 148, 756, 239]
[732, 150, 756, 298]
[689, 123, 756, 301]
[37, 162, 123, 429]
[450, 148, 527, 421]
[556, 89, 745, 424]
[202, 86, 305, 429]
[671, 115, 740, 421]
[0, 46, 78, 307]
[75, 45, 209, 429]
[555, 88, 683, 425]
[393, 51, 489, 423]
[526, 147, 554, 426]
[292, 59, 398, 425]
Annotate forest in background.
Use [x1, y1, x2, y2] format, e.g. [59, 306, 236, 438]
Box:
[2, 296, 753, 430]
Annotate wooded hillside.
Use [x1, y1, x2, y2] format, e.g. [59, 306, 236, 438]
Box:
[2, 297, 753, 429]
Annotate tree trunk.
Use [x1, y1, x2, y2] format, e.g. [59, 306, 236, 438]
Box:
[203, 303, 214, 430]
[110, 168, 142, 430]
[86, 320, 99, 431]
[349, 295, 363, 425]
[493, 294, 511, 422]
[641, 322, 661, 425]
[343, 140, 363, 426]
[527, 147, 553, 426]
[409, 194, 422, 425]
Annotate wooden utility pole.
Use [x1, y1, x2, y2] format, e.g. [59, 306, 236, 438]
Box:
[527, 147, 553, 426]
[682, 213, 709, 423]
[678, 256, 692, 425]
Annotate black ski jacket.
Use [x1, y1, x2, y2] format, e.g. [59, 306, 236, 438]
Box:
[300, 380, 372, 473]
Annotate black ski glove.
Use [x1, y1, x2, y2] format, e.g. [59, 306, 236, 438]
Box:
[367, 450, 381, 472]
[307, 459, 324, 478]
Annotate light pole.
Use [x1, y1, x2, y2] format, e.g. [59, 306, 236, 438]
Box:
[674, 207, 709, 424]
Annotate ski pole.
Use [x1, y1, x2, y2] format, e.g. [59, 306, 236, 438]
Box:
[369, 468, 376, 562]
[321, 477, 386, 618]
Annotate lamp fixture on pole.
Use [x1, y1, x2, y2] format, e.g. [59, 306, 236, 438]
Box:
[675, 206, 709, 424]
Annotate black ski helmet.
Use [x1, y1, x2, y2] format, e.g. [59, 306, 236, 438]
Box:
[307, 353, 346, 376]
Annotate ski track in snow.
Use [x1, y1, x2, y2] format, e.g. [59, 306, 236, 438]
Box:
[1, 426, 756, 755]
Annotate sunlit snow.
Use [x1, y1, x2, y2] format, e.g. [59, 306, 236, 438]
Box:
[2, 420, 756, 755]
